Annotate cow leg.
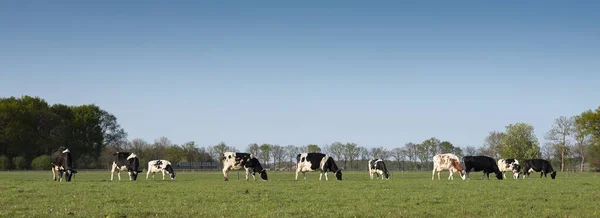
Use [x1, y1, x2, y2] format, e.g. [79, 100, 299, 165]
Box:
[146, 171, 150, 179]
[448, 170, 452, 180]
[319, 172, 323, 180]
[222, 168, 229, 181]
[503, 172, 506, 179]
[162, 170, 166, 180]
[431, 168, 436, 180]
[117, 171, 121, 181]
[58, 170, 63, 182]
[295, 169, 300, 181]
[128, 171, 132, 181]
[325, 172, 329, 181]
[245, 168, 250, 181]
[52, 167, 57, 181]
[303, 172, 307, 180]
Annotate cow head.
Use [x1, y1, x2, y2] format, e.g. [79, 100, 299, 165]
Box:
[550, 171, 556, 179]
[64, 169, 78, 182]
[165, 164, 176, 179]
[495, 172, 504, 180]
[335, 170, 343, 180]
[259, 170, 268, 181]
[511, 164, 521, 179]
[459, 170, 467, 180]
[383, 170, 390, 180]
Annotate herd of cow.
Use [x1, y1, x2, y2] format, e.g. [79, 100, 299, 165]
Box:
[49, 147, 557, 183]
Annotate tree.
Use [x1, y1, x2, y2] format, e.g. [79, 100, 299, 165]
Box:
[439, 141, 454, 153]
[285, 145, 298, 167]
[307, 144, 321, 153]
[208, 142, 231, 166]
[324, 142, 344, 164]
[464, 146, 477, 156]
[574, 107, 600, 169]
[259, 144, 273, 167]
[370, 147, 388, 160]
[246, 143, 260, 158]
[481, 131, 504, 158]
[343, 143, 360, 170]
[499, 122, 541, 160]
[389, 147, 406, 170]
[404, 143, 418, 170]
[545, 116, 575, 172]
[271, 145, 285, 169]
[573, 118, 591, 171]
[452, 146, 464, 158]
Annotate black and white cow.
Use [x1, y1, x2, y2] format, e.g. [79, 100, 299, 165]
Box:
[522, 159, 556, 179]
[110, 151, 142, 181]
[51, 147, 77, 182]
[497, 158, 521, 179]
[146, 160, 176, 180]
[463, 155, 503, 180]
[295, 153, 342, 181]
[222, 152, 268, 181]
[368, 158, 390, 180]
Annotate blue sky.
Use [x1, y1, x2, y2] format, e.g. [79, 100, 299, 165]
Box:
[1, 1, 599, 150]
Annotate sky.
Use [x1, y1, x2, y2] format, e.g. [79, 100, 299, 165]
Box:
[1, 1, 599, 151]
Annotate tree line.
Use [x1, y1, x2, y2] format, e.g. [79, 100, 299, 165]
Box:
[1, 96, 599, 172]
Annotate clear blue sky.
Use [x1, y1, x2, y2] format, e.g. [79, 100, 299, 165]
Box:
[1, 1, 599, 151]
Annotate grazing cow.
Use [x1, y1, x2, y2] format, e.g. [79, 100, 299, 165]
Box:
[432, 153, 466, 180]
[146, 160, 176, 180]
[497, 158, 521, 179]
[111, 151, 143, 181]
[522, 159, 556, 179]
[51, 147, 78, 182]
[222, 152, 268, 181]
[368, 158, 390, 180]
[295, 153, 342, 181]
[463, 155, 503, 180]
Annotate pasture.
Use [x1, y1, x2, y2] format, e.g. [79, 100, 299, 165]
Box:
[0, 170, 598, 218]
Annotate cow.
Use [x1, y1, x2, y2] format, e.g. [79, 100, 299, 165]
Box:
[110, 151, 143, 181]
[51, 147, 78, 182]
[295, 153, 342, 181]
[522, 159, 556, 179]
[432, 153, 466, 180]
[146, 160, 176, 180]
[497, 158, 521, 179]
[368, 158, 390, 180]
[222, 152, 268, 181]
[463, 155, 503, 180]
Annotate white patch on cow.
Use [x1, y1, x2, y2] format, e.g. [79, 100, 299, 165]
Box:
[127, 153, 137, 160]
[147, 160, 175, 180]
[498, 159, 521, 180]
[432, 153, 466, 181]
[62, 149, 70, 153]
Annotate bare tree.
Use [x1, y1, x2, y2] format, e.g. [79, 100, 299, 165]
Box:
[464, 146, 477, 156]
[324, 142, 345, 165]
[390, 147, 406, 170]
[246, 143, 260, 158]
[285, 145, 298, 167]
[481, 131, 504, 158]
[271, 145, 285, 169]
[545, 116, 575, 172]
[370, 147, 388, 160]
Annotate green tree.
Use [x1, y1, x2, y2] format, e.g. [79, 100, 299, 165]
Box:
[271, 145, 285, 168]
[246, 143, 260, 158]
[31, 155, 52, 170]
[307, 144, 321, 153]
[439, 141, 454, 153]
[574, 106, 600, 169]
[390, 147, 406, 170]
[12, 156, 27, 170]
[499, 122, 541, 160]
[0, 155, 9, 170]
[325, 142, 344, 165]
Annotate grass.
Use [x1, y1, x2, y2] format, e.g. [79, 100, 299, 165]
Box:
[0, 170, 598, 218]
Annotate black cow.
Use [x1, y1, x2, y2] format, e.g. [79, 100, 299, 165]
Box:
[368, 158, 390, 180]
[522, 159, 556, 179]
[222, 152, 268, 181]
[51, 147, 77, 182]
[463, 155, 503, 180]
[295, 153, 342, 181]
[110, 151, 142, 181]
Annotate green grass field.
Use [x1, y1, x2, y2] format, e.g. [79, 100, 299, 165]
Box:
[0, 170, 598, 218]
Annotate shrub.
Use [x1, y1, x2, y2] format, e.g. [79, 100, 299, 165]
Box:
[0, 156, 9, 170]
[12, 156, 28, 170]
[31, 155, 52, 170]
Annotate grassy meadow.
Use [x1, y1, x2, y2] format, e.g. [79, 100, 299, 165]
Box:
[0, 170, 598, 218]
